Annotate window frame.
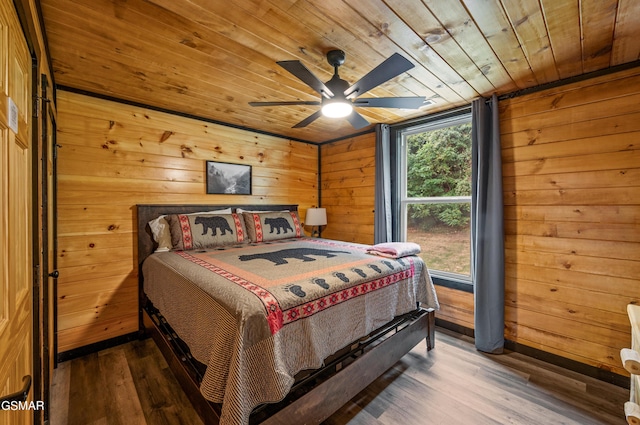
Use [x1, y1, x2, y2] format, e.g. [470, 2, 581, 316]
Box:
[395, 110, 473, 289]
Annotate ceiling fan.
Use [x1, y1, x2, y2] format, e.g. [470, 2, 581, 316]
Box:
[249, 50, 430, 129]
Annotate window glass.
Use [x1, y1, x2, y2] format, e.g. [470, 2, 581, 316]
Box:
[400, 116, 472, 281]
[406, 203, 471, 276]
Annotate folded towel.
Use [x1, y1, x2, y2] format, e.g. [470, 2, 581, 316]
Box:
[366, 242, 421, 259]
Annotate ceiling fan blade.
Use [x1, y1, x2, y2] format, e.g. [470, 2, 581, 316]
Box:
[249, 101, 321, 107]
[277, 60, 334, 98]
[353, 97, 426, 109]
[344, 53, 415, 99]
[292, 110, 323, 128]
[346, 111, 370, 130]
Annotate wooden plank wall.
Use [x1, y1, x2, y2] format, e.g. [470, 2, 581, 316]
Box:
[433, 286, 474, 330]
[320, 133, 376, 244]
[500, 66, 640, 377]
[320, 66, 639, 378]
[55, 91, 319, 352]
[56, 64, 639, 378]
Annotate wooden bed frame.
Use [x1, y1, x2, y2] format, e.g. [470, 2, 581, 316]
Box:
[136, 204, 436, 425]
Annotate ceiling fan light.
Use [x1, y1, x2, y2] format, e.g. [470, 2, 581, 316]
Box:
[321, 100, 353, 118]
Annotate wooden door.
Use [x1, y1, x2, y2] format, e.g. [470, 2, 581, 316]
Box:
[0, 0, 34, 424]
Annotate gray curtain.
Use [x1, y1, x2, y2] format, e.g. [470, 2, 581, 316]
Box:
[471, 94, 505, 354]
[374, 124, 392, 243]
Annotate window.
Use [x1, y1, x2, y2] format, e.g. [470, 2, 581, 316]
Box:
[398, 113, 472, 283]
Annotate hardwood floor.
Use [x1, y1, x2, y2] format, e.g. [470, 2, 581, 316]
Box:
[50, 328, 628, 425]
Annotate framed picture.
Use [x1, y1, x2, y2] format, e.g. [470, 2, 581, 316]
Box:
[206, 161, 252, 195]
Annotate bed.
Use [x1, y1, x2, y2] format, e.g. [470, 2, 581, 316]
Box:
[136, 204, 439, 425]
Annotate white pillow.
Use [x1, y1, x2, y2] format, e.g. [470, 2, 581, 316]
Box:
[148, 208, 232, 252]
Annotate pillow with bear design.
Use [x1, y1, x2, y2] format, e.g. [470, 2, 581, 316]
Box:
[148, 208, 232, 252]
[242, 211, 305, 243]
[166, 212, 249, 250]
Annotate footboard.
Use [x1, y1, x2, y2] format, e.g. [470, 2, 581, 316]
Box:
[142, 300, 435, 425]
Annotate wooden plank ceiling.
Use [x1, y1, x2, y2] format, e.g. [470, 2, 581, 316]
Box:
[40, 0, 640, 144]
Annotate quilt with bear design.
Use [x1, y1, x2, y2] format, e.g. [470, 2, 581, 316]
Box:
[142, 238, 438, 425]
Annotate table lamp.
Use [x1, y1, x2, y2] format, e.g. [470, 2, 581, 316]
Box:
[305, 208, 327, 237]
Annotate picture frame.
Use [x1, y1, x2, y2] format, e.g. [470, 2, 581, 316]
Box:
[206, 161, 252, 195]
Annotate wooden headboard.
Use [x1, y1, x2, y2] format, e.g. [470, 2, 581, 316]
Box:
[136, 204, 299, 266]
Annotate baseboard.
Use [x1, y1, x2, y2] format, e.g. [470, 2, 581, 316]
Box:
[435, 318, 629, 389]
[504, 339, 629, 389]
[56, 332, 140, 363]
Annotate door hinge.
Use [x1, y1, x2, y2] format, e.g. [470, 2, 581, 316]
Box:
[34, 96, 51, 119]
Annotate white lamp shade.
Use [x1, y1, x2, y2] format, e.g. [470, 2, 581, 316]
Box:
[305, 208, 327, 226]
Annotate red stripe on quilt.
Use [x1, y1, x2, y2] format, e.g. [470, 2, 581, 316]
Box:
[282, 258, 415, 326]
[175, 251, 415, 335]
